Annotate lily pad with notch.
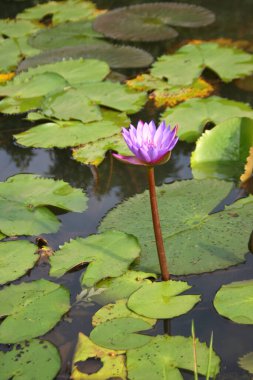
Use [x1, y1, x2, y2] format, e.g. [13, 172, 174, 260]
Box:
[93, 3, 215, 42]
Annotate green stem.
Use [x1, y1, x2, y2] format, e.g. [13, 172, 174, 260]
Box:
[147, 166, 170, 281]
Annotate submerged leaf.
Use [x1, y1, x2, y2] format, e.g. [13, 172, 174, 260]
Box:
[100, 179, 253, 275]
[0, 339, 61, 380]
[72, 333, 126, 380]
[127, 335, 220, 380]
[0, 279, 70, 343]
[214, 279, 253, 324]
[93, 3, 214, 41]
[49, 230, 141, 287]
[239, 352, 253, 375]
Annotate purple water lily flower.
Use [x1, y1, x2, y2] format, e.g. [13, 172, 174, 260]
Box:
[113, 120, 179, 166]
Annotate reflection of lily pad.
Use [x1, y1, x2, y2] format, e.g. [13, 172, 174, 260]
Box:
[191, 117, 253, 180]
[0, 279, 70, 343]
[239, 352, 253, 375]
[0, 174, 87, 236]
[72, 333, 126, 380]
[88, 270, 157, 306]
[90, 317, 152, 350]
[50, 230, 141, 287]
[100, 179, 253, 275]
[128, 281, 200, 319]
[214, 279, 253, 324]
[0, 240, 37, 285]
[19, 44, 153, 70]
[127, 335, 220, 380]
[161, 96, 253, 142]
[151, 42, 253, 85]
[0, 339, 61, 380]
[93, 3, 214, 41]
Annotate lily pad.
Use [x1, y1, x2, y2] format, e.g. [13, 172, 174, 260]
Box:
[191, 117, 253, 180]
[15, 111, 129, 148]
[93, 3, 214, 41]
[0, 174, 87, 236]
[0, 19, 40, 38]
[127, 335, 220, 380]
[214, 279, 253, 324]
[0, 38, 21, 72]
[0, 240, 38, 285]
[19, 43, 153, 70]
[90, 317, 152, 350]
[72, 333, 126, 380]
[0, 279, 70, 343]
[0, 339, 61, 380]
[100, 179, 253, 275]
[92, 299, 156, 327]
[0, 96, 43, 115]
[49, 230, 141, 287]
[151, 42, 253, 85]
[17, 0, 100, 25]
[128, 280, 200, 319]
[87, 270, 157, 306]
[161, 96, 253, 142]
[239, 352, 253, 375]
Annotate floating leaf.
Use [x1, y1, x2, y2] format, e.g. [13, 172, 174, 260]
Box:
[72, 333, 126, 380]
[239, 352, 253, 375]
[240, 147, 253, 183]
[127, 335, 220, 380]
[72, 133, 131, 166]
[17, 0, 101, 24]
[0, 174, 87, 236]
[0, 240, 38, 285]
[214, 279, 253, 324]
[87, 270, 157, 306]
[128, 280, 200, 319]
[50, 230, 140, 287]
[191, 117, 253, 180]
[0, 38, 21, 72]
[90, 317, 152, 350]
[0, 96, 43, 115]
[100, 179, 253, 275]
[92, 299, 156, 327]
[15, 111, 129, 148]
[0, 339, 61, 380]
[161, 96, 253, 142]
[93, 3, 214, 42]
[0, 19, 40, 38]
[0, 279, 70, 343]
[151, 42, 253, 85]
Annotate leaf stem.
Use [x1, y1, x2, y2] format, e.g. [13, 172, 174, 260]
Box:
[147, 166, 170, 281]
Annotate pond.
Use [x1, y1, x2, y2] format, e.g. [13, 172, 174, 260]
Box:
[0, 0, 253, 379]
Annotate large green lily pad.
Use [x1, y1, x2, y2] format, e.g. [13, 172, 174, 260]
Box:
[0, 19, 40, 38]
[0, 96, 43, 115]
[0, 339, 61, 380]
[15, 111, 129, 148]
[90, 317, 152, 350]
[161, 96, 253, 142]
[239, 352, 253, 375]
[17, 0, 100, 24]
[128, 280, 200, 319]
[0, 279, 70, 343]
[100, 179, 253, 275]
[214, 280, 253, 324]
[50, 230, 141, 287]
[0, 240, 38, 285]
[72, 333, 126, 380]
[0, 174, 87, 236]
[151, 42, 253, 85]
[87, 270, 157, 305]
[0, 38, 21, 72]
[191, 117, 253, 180]
[127, 335, 220, 380]
[93, 3, 214, 41]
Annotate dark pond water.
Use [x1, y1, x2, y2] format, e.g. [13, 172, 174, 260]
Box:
[0, 0, 253, 379]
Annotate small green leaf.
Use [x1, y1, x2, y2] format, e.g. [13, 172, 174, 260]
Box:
[90, 317, 152, 350]
[0, 339, 61, 380]
[239, 352, 253, 374]
[128, 281, 200, 319]
[0, 240, 38, 285]
[50, 230, 141, 287]
[214, 279, 253, 324]
[0, 279, 70, 343]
